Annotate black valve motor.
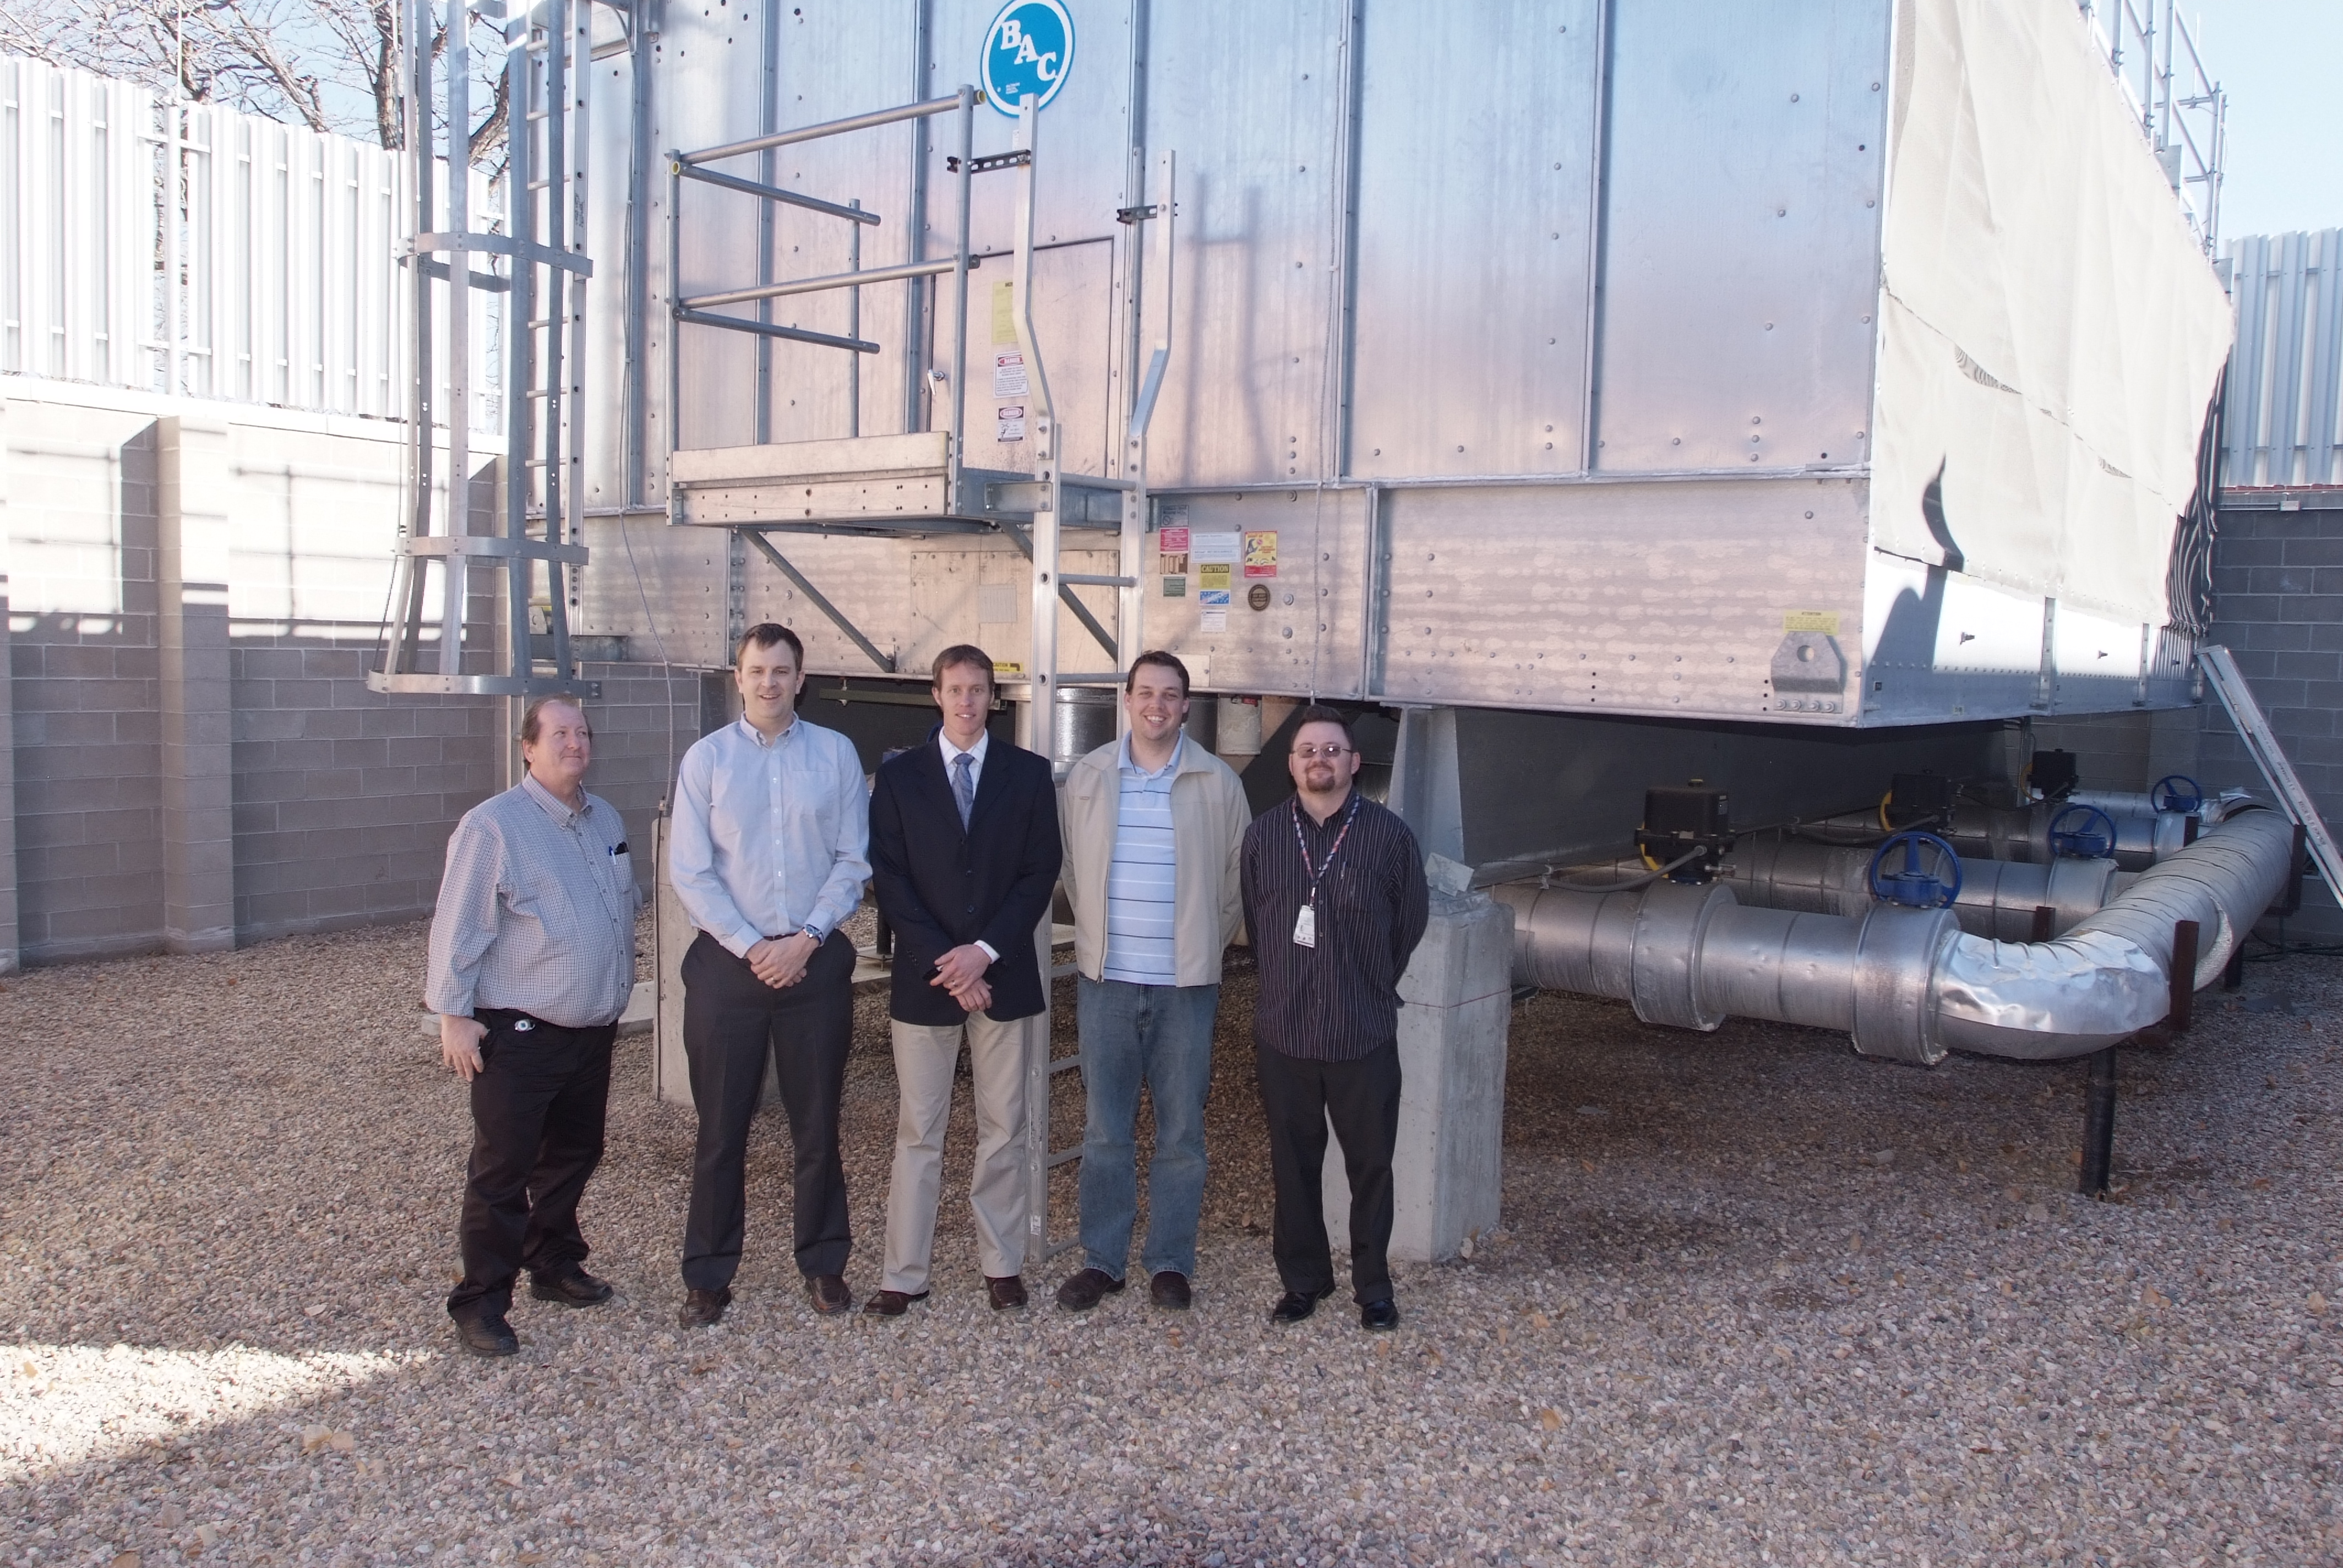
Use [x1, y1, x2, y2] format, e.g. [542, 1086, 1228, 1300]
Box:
[1885, 770, 1957, 829]
[2030, 748, 2079, 801]
[1635, 781, 1734, 882]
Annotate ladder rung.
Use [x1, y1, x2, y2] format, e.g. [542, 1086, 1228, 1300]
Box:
[1060, 573, 1136, 588]
[1050, 672, 1125, 687]
[1047, 1146, 1082, 1169]
[1048, 1055, 1083, 1075]
[1049, 962, 1078, 979]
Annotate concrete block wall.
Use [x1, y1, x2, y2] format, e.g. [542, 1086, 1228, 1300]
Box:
[2194, 502, 2343, 940]
[0, 379, 707, 968]
[3, 400, 168, 962]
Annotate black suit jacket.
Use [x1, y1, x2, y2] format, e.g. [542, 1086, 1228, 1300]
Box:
[868, 730, 1064, 1026]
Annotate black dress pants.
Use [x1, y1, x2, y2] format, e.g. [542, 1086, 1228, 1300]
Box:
[680, 930, 857, 1289]
[448, 1011, 618, 1320]
[1255, 1041, 1402, 1305]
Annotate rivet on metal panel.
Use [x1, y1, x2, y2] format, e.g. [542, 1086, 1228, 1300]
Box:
[1753, 416, 1762, 424]
[1867, 200, 1876, 208]
[1283, 629, 1293, 639]
[1872, 81, 1881, 90]
[1805, 511, 1814, 519]
[1790, 93, 1800, 102]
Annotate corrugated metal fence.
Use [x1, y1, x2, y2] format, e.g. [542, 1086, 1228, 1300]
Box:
[0, 53, 495, 428]
[2225, 230, 2343, 489]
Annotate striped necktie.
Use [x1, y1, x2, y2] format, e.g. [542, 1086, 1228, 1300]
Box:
[952, 750, 975, 829]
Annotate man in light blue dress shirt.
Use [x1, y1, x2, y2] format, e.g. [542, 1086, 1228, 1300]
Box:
[667, 623, 872, 1327]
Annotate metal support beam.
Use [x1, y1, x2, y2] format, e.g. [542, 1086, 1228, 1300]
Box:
[740, 530, 896, 673]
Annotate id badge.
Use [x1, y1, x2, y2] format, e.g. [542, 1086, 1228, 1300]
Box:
[1292, 904, 1317, 948]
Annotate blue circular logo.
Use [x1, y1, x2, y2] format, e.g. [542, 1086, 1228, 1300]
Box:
[982, 0, 1075, 117]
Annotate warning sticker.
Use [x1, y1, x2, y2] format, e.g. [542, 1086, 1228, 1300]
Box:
[1198, 562, 1232, 591]
[1190, 531, 1241, 565]
[1783, 610, 1841, 634]
[992, 352, 1030, 399]
[1158, 526, 1191, 553]
[1243, 530, 1278, 579]
[990, 280, 1017, 346]
[996, 405, 1026, 443]
[1158, 553, 1189, 575]
[1161, 575, 1187, 598]
[1198, 588, 1230, 632]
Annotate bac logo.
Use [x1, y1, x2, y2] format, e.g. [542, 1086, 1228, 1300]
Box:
[982, 0, 1075, 116]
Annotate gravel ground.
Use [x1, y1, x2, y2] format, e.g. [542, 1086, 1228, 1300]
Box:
[3, 914, 2341, 1567]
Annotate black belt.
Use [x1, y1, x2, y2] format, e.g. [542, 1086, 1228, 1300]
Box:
[476, 1007, 609, 1035]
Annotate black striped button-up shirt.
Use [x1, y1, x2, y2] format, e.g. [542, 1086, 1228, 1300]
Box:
[1240, 792, 1430, 1062]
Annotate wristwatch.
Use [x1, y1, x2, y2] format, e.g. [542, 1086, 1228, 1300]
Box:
[799, 923, 826, 944]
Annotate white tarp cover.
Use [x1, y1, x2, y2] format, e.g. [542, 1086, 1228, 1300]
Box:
[1868, 0, 2232, 650]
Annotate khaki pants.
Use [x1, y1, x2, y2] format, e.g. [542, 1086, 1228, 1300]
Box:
[881, 1010, 1032, 1293]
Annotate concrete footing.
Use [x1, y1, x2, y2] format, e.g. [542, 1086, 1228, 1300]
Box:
[1325, 883, 1514, 1265]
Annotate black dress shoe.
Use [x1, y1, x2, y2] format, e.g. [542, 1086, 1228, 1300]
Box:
[678, 1286, 731, 1329]
[1269, 1286, 1334, 1325]
[985, 1275, 1028, 1311]
[862, 1289, 929, 1318]
[453, 1312, 519, 1357]
[1360, 1298, 1402, 1332]
[1148, 1271, 1192, 1311]
[1054, 1267, 1125, 1311]
[806, 1273, 853, 1315]
[528, 1269, 614, 1308]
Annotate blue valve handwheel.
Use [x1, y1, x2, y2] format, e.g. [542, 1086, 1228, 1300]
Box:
[2049, 803, 2119, 860]
[1867, 830, 1963, 909]
[2150, 774, 2204, 814]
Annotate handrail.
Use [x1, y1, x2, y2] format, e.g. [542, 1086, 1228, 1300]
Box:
[680, 257, 956, 312]
[677, 91, 976, 166]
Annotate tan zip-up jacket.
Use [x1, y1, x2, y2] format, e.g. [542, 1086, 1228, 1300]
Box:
[1059, 733, 1251, 987]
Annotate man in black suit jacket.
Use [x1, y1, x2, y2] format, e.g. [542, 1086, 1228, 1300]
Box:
[863, 645, 1064, 1316]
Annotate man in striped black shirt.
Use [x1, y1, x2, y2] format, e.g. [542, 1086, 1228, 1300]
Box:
[1054, 651, 1251, 1313]
[1240, 705, 1429, 1331]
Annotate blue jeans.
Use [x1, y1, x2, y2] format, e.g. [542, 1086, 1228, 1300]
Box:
[1075, 976, 1221, 1281]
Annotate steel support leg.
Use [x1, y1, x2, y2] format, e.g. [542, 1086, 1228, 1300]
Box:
[2079, 1046, 2118, 1196]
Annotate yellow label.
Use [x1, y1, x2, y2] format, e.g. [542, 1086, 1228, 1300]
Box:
[1198, 562, 1232, 590]
[1783, 610, 1840, 634]
[990, 280, 1018, 347]
[991, 660, 1025, 674]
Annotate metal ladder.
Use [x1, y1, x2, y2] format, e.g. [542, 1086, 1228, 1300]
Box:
[1008, 102, 1176, 1273]
[2198, 644, 2343, 900]
[373, 0, 600, 705]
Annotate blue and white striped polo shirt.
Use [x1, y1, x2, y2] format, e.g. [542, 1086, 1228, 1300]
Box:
[1102, 733, 1183, 985]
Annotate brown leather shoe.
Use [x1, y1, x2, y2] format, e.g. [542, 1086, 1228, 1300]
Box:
[678, 1287, 731, 1329]
[1054, 1267, 1125, 1311]
[985, 1275, 1028, 1311]
[805, 1273, 853, 1315]
[861, 1289, 928, 1319]
[1148, 1270, 1192, 1310]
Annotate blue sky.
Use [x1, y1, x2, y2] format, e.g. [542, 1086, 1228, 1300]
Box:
[2185, 0, 2343, 241]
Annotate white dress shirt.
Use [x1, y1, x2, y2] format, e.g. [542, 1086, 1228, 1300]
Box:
[669, 714, 871, 958]
[939, 727, 1002, 963]
[939, 727, 989, 794]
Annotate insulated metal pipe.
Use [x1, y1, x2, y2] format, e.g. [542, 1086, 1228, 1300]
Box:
[1572, 840, 2123, 940]
[1496, 807, 2299, 1064]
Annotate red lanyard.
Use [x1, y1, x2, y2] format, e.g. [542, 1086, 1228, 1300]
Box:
[1292, 794, 1361, 907]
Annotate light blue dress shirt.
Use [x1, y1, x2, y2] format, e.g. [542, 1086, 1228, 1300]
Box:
[669, 714, 871, 958]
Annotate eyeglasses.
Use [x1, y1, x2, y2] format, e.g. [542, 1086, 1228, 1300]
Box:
[1293, 744, 1352, 760]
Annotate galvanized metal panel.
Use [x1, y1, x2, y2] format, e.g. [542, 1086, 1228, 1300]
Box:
[1140, 0, 1349, 489]
[1347, 0, 1602, 480]
[1591, 0, 1888, 475]
[1373, 478, 1870, 720]
[2223, 228, 2343, 488]
[1131, 487, 1371, 697]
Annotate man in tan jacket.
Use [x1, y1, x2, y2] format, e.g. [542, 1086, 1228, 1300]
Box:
[1053, 650, 1251, 1313]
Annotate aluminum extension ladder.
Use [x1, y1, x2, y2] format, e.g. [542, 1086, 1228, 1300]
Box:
[2198, 644, 2343, 903]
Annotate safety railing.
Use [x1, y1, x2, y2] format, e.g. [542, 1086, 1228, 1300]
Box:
[2078, 0, 2225, 254]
